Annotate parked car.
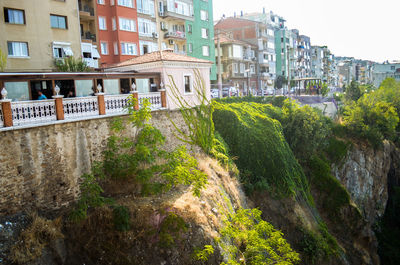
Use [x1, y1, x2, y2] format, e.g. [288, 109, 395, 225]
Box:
[211, 89, 219, 98]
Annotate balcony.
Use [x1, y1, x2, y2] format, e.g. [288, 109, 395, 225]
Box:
[82, 32, 96, 43]
[159, 4, 194, 21]
[83, 58, 99, 68]
[79, 4, 95, 19]
[164, 31, 186, 40]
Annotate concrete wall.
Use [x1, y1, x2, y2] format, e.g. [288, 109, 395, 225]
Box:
[0, 0, 81, 71]
[0, 110, 189, 215]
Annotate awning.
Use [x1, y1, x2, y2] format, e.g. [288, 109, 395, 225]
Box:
[81, 44, 92, 53]
[62, 47, 73, 56]
[92, 47, 100, 59]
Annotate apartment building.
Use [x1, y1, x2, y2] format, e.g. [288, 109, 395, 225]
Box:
[0, 0, 81, 71]
[96, 0, 140, 66]
[137, 0, 159, 55]
[215, 33, 257, 94]
[215, 16, 275, 91]
[79, 0, 100, 68]
[296, 35, 311, 78]
[186, 0, 216, 80]
[372, 62, 400, 88]
[158, 0, 193, 55]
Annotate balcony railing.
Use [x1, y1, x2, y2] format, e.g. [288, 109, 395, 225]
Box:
[164, 31, 186, 39]
[0, 92, 165, 129]
[82, 32, 96, 42]
[159, 5, 194, 21]
[79, 4, 95, 16]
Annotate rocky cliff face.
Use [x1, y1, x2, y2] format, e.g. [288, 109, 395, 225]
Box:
[332, 141, 391, 225]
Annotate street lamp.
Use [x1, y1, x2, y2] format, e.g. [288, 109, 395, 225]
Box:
[1, 87, 7, 100]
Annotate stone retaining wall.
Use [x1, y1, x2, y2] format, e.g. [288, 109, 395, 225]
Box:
[0, 110, 188, 215]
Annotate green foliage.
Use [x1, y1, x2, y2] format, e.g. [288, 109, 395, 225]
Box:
[72, 98, 208, 221]
[70, 173, 112, 222]
[159, 212, 188, 248]
[299, 224, 339, 264]
[219, 208, 300, 265]
[320, 83, 329, 97]
[281, 99, 331, 161]
[214, 96, 287, 108]
[324, 137, 351, 164]
[342, 93, 399, 148]
[168, 69, 214, 154]
[112, 205, 131, 231]
[213, 101, 312, 202]
[54, 56, 91, 72]
[306, 156, 351, 219]
[345, 80, 363, 101]
[0, 47, 6, 71]
[162, 146, 208, 197]
[193, 245, 215, 262]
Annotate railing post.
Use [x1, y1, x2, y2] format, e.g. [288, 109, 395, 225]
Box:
[0, 99, 13, 127]
[159, 89, 167, 108]
[96, 92, 106, 115]
[52, 95, 64, 120]
[132, 91, 139, 111]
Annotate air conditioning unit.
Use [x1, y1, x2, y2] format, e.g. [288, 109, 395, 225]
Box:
[153, 32, 159, 38]
[169, 40, 175, 45]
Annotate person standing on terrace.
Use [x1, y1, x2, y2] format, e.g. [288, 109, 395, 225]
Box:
[37, 90, 47, 100]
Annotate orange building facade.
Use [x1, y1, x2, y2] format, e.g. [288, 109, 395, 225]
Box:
[96, 0, 140, 66]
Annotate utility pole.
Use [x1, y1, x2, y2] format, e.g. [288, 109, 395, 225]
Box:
[217, 29, 223, 98]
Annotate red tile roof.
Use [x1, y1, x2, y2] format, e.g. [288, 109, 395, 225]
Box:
[106, 50, 213, 68]
[215, 34, 256, 47]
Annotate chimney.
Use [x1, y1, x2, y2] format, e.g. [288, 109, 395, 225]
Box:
[240, 10, 243, 17]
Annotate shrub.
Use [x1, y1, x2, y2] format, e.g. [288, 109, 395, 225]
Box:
[213, 101, 312, 202]
[219, 208, 300, 265]
[158, 212, 188, 248]
[54, 56, 91, 72]
[112, 205, 131, 231]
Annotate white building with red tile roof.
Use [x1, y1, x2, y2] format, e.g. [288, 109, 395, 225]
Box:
[105, 50, 213, 110]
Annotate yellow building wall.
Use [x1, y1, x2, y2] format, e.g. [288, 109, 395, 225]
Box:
[0, 0, 81, 72]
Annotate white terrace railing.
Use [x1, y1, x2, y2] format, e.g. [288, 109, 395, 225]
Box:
[139, 92, 162, 110]
[0, 91, 165, 129]
[105, 94, 130, 114]
[0, 106, 3, 128]
[11, 99, 57, 126]
[63, 96, 99, 119]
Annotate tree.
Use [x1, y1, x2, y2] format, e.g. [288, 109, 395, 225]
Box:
[54, 56, 91, 72]
[0, 47, 6, 72]
[274, 75, 288, 90]
[345, 80, 362, 101]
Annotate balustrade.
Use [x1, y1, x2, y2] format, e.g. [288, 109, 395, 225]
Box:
[63, 96, 99, 119]
[11, 100, 57, 126]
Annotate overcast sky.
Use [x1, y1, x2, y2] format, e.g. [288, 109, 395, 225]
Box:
[213, 0, 399, 63]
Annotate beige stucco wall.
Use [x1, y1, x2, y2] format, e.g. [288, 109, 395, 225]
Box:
[107, 61, 212, 110]
[0, 0, 81, 71]
[0, 110, 190, 215]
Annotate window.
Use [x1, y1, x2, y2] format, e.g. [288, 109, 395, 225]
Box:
[114, 42, 119, 55]
[391, 66, 395, 70]
[184, 75, 192, 93]
[200, 10, 208, 21]
[112, 17, 116, 30]
[52, 43, 73, 58]
[118, 0, 134, 8]
[202, 45, 209, 56]
[100, 42, 108, 55]
[97, 0, 105, 4]
[121, 42, 137, 55]
[137, 0, 155, 16]
[4, 8, 25, 24]
[188, 43, 193, 53]
[201, 28, 208, 39]
[233, 63, 238, 73]
[111, 0, 115, 5]
[240, 63, 245, 73]
[232, 45, 242, 58]
[138, 18, 155, 36]
[250, 64, 255, 74]
[50, 14, 67, 29]
[7, 41, 29, 57]
[119, 17, 136, 32]
[187, 24, 192, 33]
[98, 16, 106, 30]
